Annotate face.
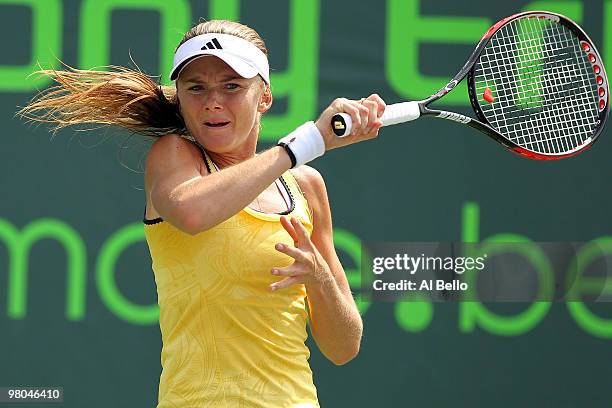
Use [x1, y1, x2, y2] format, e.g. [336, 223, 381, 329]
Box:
[176, 56, 272, 154]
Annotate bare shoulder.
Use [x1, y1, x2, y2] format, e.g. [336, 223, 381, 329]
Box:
[146, 134, 203, 168]
[145, 134, 208, 182]
[144, 133, 209, 205]
[289, 165, 330, 222]
[290, 165, 327, 198]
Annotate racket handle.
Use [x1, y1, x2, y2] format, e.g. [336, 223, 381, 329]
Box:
[331, 101, 421, 137]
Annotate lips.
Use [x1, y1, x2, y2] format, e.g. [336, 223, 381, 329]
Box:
[204, 120, 230, 128]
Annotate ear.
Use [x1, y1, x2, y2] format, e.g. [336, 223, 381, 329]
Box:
[257, 85, 273, 113]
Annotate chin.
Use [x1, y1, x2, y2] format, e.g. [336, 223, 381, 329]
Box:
[197, 133, 242, 153]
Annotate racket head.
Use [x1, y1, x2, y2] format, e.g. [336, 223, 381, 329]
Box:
[467, 11, 609, 160]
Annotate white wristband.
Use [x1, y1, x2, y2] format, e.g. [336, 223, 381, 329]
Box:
[277, 121, 325, 168]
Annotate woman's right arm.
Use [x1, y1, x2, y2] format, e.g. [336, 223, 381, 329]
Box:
[146, 95, 386, 235]
[146, 136, 292, 235]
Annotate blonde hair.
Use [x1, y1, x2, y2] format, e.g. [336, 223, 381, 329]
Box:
[18, 20, 268, 138]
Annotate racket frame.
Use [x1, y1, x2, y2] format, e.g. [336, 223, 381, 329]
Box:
[415, 11, 609, 159]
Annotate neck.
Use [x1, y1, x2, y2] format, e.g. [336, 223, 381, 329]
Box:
[208, 150, 256, 169]
[204, 126, 259, 169]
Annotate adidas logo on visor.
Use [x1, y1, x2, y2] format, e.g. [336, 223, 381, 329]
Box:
[201, 38, 223, 50]
[170, 33, 270, 83]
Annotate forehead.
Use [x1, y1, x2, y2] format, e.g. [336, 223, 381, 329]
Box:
[178, 56, 241, 82]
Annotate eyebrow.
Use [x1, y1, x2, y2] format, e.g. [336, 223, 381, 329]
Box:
[183, 74, 243, 83]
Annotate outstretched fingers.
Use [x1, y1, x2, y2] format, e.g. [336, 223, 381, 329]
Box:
[280, 215, 299, 246]
[274, 242, 308, 263]
[271, 217, 315, 292]
[290, 217, 312, 249]
[270, 276, 301, 291]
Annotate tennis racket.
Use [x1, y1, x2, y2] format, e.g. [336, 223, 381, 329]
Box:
[331, 11, 609, 159]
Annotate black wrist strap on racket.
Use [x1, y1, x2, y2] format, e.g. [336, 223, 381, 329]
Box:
[277, 142, 297, 168]
[277, 121, 326, 168]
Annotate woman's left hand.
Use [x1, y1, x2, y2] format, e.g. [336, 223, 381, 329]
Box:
[270, 216, 332, 291]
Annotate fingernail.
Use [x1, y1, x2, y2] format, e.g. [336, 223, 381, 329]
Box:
[271, 269, 279, 275]
[270, 285, 277, 291]
[276, 243, 284, 250]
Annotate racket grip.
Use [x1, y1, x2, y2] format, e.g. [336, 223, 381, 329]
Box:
[330, 101, 421, 137]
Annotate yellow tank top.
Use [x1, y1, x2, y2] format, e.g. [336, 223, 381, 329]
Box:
[143, 143, 319, 408]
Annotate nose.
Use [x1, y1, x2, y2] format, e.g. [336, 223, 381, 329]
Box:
[203, 88, 224, 111]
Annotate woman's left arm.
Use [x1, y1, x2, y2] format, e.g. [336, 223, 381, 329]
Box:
[271, 165, 363, 365]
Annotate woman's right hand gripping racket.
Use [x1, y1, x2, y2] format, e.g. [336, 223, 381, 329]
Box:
[332, 11, 609, 159]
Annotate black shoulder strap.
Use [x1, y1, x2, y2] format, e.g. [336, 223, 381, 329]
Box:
[188, 139, 212, 173]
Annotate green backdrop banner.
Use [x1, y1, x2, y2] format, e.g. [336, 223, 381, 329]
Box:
[1, 0, 611, 406]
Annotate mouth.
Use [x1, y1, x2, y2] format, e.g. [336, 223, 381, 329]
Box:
[204, 121, 230, 128]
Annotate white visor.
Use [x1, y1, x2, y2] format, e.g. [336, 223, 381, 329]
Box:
[170, 33, 269, 84]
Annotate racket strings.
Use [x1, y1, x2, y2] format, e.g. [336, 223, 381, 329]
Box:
[488, 19, 596, 154]
[474, 16, 600, 155]
[497, 20, 595, 152]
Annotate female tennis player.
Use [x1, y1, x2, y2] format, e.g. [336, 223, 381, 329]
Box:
[20, 19, 385, 407]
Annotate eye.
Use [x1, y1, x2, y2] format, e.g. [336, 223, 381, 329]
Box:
[225, 83, 240, 90]
[188, 85, 204, 91]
